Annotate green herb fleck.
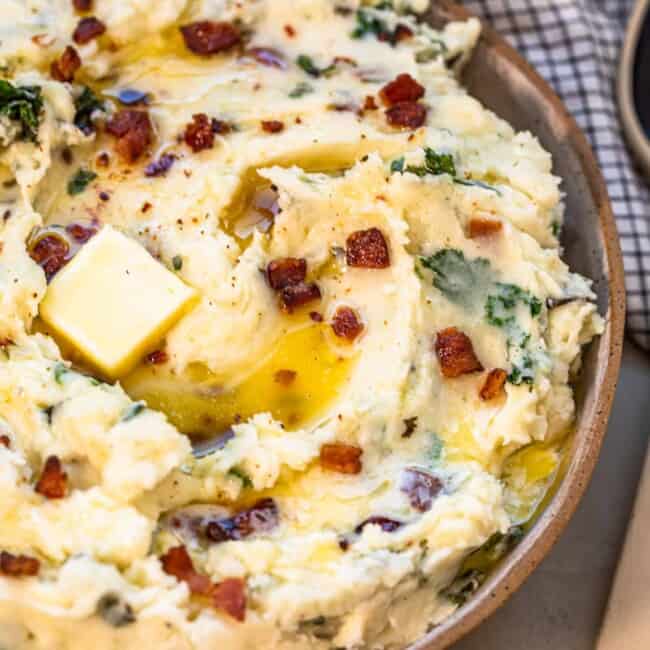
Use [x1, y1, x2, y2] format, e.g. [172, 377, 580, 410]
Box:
[420, 249, 491, 305]
[415, 40, 448, 63]
[172, 255, 183, 271]
[485, 283, 542, 327]
[67, 168, 97, 196]
[390, 157, 405, 173]
[453, 178, 501, 195]
[73, 86, 104, 135]
[228, 467, 253, 488]
[122, 402, 145, 422]
[507, 355, 536, 385]
[288, 82, 314, 99]
[392, 148, 456, 178]
[0, 80, 43, 142]
[430, 433, 444, 461]
[53, 362, 69, 385]
[551, 220, 561, 238]
[296, 55, 337, 78]
[351, 9, 389, 40]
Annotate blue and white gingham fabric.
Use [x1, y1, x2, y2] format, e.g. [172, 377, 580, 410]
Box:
[463, 0, 650, 350]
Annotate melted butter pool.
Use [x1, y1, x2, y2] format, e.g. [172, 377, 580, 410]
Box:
[121, 324, 356, 437]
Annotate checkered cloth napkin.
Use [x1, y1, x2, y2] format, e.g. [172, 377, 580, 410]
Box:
[462, 0, 650, 351]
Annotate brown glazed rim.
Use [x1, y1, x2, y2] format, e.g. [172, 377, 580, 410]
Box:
[410, 3, 627, 649]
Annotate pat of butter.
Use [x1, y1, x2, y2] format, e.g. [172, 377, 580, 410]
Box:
[39, 225, 196, 379]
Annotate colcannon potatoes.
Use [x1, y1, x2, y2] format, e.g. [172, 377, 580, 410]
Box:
[0, 1, 603, 648]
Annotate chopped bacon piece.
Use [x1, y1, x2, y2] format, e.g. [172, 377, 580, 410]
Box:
[0, 435, 10, 448]
[145, 153, 176, 177]
[279, 282, 321, 313]
[380, 73, 425, 106]
[468, 217, 503, 239]
[274, 369, 296, 386]
[355, 516, 402, 534]
[146, 349, 168, 365]
[212, 578, 246, 622]
[161, 545, 213, 596]
[284, 24, 296, 38]
[385, 101, 427, 129]
[392, 23, 414, 43]
[72, 0, 92, 12]
[50, 46, 81, 82]
[261, 120, 285, 134]
[309, 311, 323, 323]
[363, 95, 378, 111]
[320, 443, 362, 475]
[105, 110, 153, 163]
[35, 455, 67, 499]
[65, 220, 98, 243]
[400, 468, 442, 512]
[434, 327, 484, 378]
[204, 499, 279, 543]
[479, 368, 508, 401]
[180, 21, 240, 56]
[246, 47, 287, 69]
[331, 306, 364, 341]
[29, 233, 70, 280]
[402, 416, 417, 438]
[346, 227, 390, 269]
[72, 16, 106, 45]
[266, 257, 306, 290]
[0, 551, 40, 577]
[184, 113, 214, 153]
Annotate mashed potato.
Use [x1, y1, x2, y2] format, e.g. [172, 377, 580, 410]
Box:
[0, 1, 603, 648]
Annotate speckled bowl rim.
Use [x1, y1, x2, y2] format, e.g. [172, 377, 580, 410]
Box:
[409, 3, 626, 649]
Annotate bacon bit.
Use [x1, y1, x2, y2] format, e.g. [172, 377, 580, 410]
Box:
[204, 499, 279, 543]
[331, 306, 364, 341]
[0, 435, 10, 448]
[363, 95, 378, 111]
[105, 110, 153, 163]
[284, 24, 296, 38]
[72, 0, 92, 12]
[180, 21, 240, 56]
[146, 349, 168, 365]
[402, 416, 417, 438]
[145, 153, 176, 177]
[99, 191, 110, 201]
[141, 202, 152, 213]
[392, 24, 414, 43]
[211, 119, 231, 135]
[380, 73, 425, 106]
[346, 227, 390, 269]
[338, 537, 350, 551]
[309, 311, 323, 323]
[434, 327, 484, 378]
[161, 546, 213, 596]
[29, 233, 70, 280]
[212, 578, 246, 622]
[266, 257, 306, 290]
[261, 120, 284, 134]
[72, 16, 106, 45]
[246, 47, 286, 69]
[279, 282, 321, 313]
[400, 468, 442, 512]
[96, 151, 110, 167]
[50, 46, 81, 82]
[468, 217, 503, 239]
[65, 220, 98, 243]
[480, 368, 508, 401]
[184, 113, 214, 153]
[35, 455, 67, 499]
[320, 443, 362, 475]
[0, 551, 40, 577]
[355, 516, 402, 534]
[385, 101, 427, 129]
[274, 369, 296, 386]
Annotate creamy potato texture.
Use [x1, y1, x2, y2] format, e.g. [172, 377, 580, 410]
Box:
[0, 1, 603, 648]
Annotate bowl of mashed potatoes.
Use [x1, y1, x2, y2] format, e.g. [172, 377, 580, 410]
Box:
[0, 1, 624, 649]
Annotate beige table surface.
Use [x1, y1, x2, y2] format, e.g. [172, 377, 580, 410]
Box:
[452, 341, 650, 650]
